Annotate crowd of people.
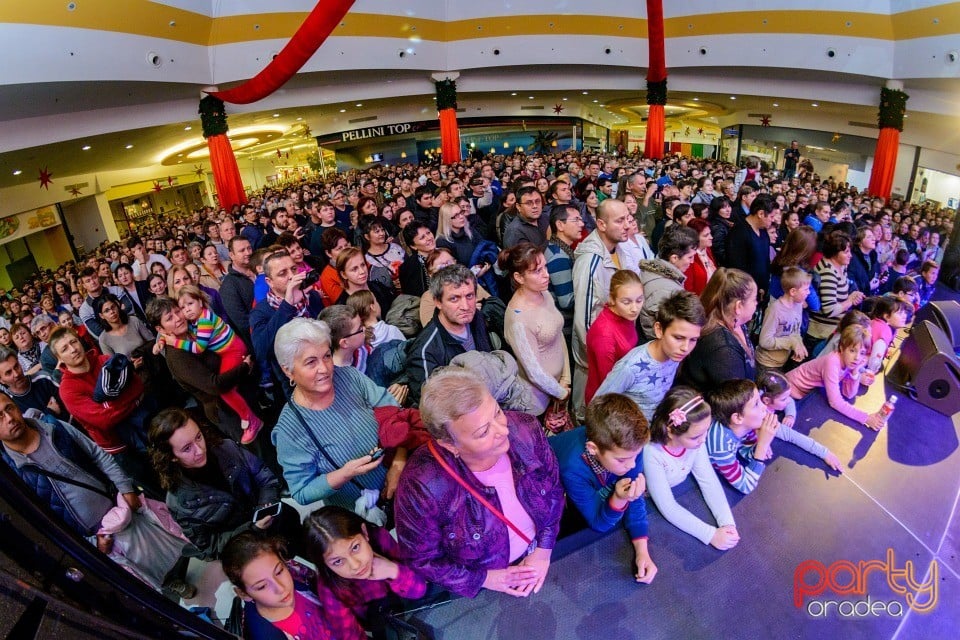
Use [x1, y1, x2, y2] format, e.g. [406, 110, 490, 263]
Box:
[0, 147, 953, 638]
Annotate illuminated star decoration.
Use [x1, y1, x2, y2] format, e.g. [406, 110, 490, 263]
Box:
[38, 167, 53, 190]
[194, 164, 204, 178]
[69, 186, 82, 197]
[832, 132, 842, 143]
[152, 181, 164, 192]
[553, 103, 564, 115]
[697, 127, 704, 136]
[760, 115, 772, 127]
[302, 125, 312, 137]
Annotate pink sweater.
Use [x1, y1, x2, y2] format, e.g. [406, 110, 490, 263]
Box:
[785, 351, 868, 424]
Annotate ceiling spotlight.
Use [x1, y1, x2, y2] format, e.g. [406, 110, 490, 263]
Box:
[355, 103, 362, 107]
[582, 91, 589, 95]
[296, 117, 303, 121]
[339, 108, 346, 113]
[125, 144, 134, 149]
[184, 126, 192, 131]
[692, 97, 699, 101]
[592, 99, 598, 103]
[81, 145, 91, 150]
[562, 97, 568, 101]
[773, 103, 779, 107]
[272, 113, 280, 118]
[811, 103, 819, 107]
[528, 96, 534, 99]
[511, 92, 517, 96]
[12, 170, 22, 175]
[729, 96, 736, 100]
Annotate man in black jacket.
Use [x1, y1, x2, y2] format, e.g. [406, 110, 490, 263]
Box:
[726, 194, 776, 298]
[406, 264, 492, 403]
[219, 237, 256, 349]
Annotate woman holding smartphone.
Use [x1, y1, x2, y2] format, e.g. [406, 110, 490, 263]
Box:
[147, 407, 303, 561]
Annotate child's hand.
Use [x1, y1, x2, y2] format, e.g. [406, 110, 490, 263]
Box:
[96, 533, 115, 555]
[792, 340, 808, 361]
[366, 554, 400, 581]
[865, 412, 886, 431]
[823, 450, 843, 472]
[634, 548, 658, 584]
[781, 415, 795, 429]
[387, 383, 409, 406]
[710, 525, 740, 550]
[756, 411, 779, 447]
[754, 444, 773, 461]
[613, 476, 645, 503]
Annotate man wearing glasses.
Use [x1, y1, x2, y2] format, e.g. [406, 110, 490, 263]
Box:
[504, 186, 548, 248]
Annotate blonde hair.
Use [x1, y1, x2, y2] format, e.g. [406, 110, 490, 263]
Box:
[420, 369, 490, 442]
[435, 201, 471, 242]
[838, 324, 871, 352]
[175, 284, 209, 308]
[608, 269, 643, 301]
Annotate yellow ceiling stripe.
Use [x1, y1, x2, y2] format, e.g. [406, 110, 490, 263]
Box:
[1, 2, 956, 46]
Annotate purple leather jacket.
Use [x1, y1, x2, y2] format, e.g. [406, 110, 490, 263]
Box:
[395, 411, 564, 597]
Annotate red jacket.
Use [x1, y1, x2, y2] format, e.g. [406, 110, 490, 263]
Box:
[683, 249, 716, 296]
[585, 306, 639, 404]
[58, 351, 145, 454]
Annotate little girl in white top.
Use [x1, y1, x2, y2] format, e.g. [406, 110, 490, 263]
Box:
[642, 386, 740, 550]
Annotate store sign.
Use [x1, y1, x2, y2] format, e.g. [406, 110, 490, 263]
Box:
[317, 120, 432, 145]
[0, 206, 61, 246]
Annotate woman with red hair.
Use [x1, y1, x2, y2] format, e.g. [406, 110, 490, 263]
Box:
[683, 218, 717, 296]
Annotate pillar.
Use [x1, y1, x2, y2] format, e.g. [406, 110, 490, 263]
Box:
[433, 73, 462, 164]
[867, 80, 909, 200]
[643, 0, 666, 159]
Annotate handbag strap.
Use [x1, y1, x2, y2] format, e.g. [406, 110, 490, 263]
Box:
[24, 464, 115, 499]
[426, 440, 532, 546]
[288, 401, 366, 491]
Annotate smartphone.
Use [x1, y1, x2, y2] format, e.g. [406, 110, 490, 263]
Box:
[252, 502, 282, 523]
[369, 447, 385, 461]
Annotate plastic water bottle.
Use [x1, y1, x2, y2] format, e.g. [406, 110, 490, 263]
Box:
[880, 395, 898, 422]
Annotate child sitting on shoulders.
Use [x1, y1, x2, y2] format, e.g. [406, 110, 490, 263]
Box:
[584, 270, 643, 405]
[306, 506, 427, 636]
[550, 393, 657, 584]
[756, 266, 810, 373]
[786, 325, 886, 431]
[346, 289, 404, 349]
[595, 290, 706, 419]
[642, 386, 739, 550]
[221, 532, 366, 640]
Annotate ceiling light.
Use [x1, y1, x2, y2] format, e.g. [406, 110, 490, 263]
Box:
[272, 113, 280, 117]
[81, 145, 91, 150]
[692, 97, 699, 101]
[773, 103, 779, 107]
[125, 144, 134, 149]
[339, 108, 346, 112]
[562, 97, 568, 101]
[592, 100, 598, 103]
[12, 170, 21, 175]
[184, 126, 192, 131]
[355, 103, 362, 107]
[296, 117, 303, 121]
[511, 92, 517, 96]
[729, 96, 736, 100]
[528, 96, 534, 99]
[811, 103, 819, 107]
[582, 91, 589, 95]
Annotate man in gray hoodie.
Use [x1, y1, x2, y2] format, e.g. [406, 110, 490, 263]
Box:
[571, 198, 630, 418]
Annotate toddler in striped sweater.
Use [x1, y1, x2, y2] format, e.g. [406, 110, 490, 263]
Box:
[169, 285, 263, 444]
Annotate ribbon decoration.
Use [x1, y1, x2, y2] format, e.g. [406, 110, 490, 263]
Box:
[643, 0, 666, 159]
[207, 0, 357, 105]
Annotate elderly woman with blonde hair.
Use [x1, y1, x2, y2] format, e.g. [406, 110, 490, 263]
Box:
[271, 318, 406, 510]
[395, 369, 564, 598]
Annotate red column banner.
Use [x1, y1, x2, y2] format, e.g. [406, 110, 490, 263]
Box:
[646, 0, 666, 82]
[208, 0, 356, 104]
[438, 109, 461, 164]
[207, 134, 248, 212]
[645, 104, 665, 160]
[867, 127, 899, 200]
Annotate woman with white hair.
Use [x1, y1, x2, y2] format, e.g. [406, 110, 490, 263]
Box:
[395, 369, 564, 598]
[271, 318, 406, 510]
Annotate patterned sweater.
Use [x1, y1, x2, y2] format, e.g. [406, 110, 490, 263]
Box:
[172, 307, 236, 355]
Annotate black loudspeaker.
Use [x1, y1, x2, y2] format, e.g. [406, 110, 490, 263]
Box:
[888, 320, 960, 416]
[913, 300, 960, 352]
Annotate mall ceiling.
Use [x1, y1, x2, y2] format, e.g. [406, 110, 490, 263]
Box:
[0, 1, 958, 191]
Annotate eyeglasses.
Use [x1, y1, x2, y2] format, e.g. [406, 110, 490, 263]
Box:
[451, 211, 467, 219]
[344, 326, 366, 338]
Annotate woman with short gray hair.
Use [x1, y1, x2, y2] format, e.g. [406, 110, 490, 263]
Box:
[271, 318, 406, 510]
[395, 369, 564, 599]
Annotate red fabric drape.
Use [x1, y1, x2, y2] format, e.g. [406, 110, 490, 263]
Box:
[646, 0, 666, 82]
[868, 127, 899, 200]
[209, 0, 356, 104]
[645, 104, 665, 159]
[438, 108, 461, 163]
[207, 134, 247, 211]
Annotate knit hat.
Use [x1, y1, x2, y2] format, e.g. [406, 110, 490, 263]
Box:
[92, 353, 133, 403]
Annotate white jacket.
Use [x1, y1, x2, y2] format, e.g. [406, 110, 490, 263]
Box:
[571, 230, 623, 368]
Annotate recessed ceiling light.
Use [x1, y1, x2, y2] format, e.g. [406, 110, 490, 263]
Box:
[339, 108, 346, 113]
[582, 91, 589, 95]
[125, 144, 134, 149]
[12, 170, 21, 175]
[81, 145, 91, 150]
[811, 103, 819, 107]
[593, 99, 598, 103]
[729, 96, 736, 100]
[177, 153, 183, 157]
[692, 97, 699, 101]
[355, 103, 362, 107]
[511, 92, 517, 96]
[773, 103, 779, 107]
[272, 113, 280, 117]
[296, 117, 303, 121]
[528, 96, 534, 99]
[562, 97, 568, 101]
[184, 126, 192, 131]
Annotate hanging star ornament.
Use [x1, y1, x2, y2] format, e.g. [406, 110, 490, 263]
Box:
[69, 186, 82, 197]
[697, 127, 704, 136]
[832, 132, 842, 143]
[302, 125, 312, 137]
[152, 181, 164, 192]
[193, 164, 204, 178]
[553, 103, 564, 115]
[38, 167, 53, 190]
[760, 115, 772, 127]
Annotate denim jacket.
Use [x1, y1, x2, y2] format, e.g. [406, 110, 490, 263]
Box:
[395, 411, 564, 597]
